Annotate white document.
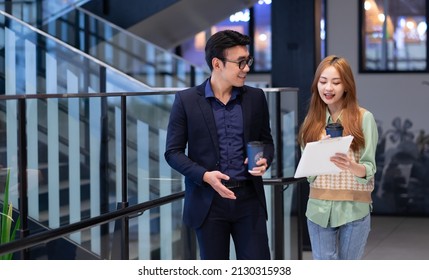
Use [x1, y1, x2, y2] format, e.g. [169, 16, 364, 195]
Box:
[294, 135, 354, 178]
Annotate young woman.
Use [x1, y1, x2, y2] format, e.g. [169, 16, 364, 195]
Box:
[298, 55, 379, 260]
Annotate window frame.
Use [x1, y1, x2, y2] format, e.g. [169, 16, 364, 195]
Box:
[358, 0, 429, 73]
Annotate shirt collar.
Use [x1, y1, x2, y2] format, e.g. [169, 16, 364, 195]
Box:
[325, 108, 343, 124]
[204, 77, 240, 100]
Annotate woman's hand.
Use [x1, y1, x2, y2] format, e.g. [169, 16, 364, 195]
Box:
[330, 153, 351, 170]
[330, 153, 366, 177]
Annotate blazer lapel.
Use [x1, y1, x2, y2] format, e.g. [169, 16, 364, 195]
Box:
[196, 84, 220, 156]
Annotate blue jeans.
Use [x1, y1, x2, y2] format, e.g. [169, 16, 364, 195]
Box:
[307, 214, 371, 260]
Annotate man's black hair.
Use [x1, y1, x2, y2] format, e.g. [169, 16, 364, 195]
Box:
[205, 30, 251, 71]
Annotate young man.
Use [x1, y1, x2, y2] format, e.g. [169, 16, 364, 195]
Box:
[164, 30, 274, 260]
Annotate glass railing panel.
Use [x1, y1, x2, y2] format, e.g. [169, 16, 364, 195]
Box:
[280, 88, 299, 177]
[0, 0, 36, 24]
[0, 90, 182, 259]
[40, 6, 210, 88]
[0, 0, 90, 26]
[1, 87, 300, 259]
[1, 1, 210, 88]
[40, 0, 90, 25]
[0, 10, 151, 95]
[264, 87, 300, 260]
[128, 192, 187, 260]
[279, 88, 300, 260]
[122, 88, 300, 260]
[0, 90, 181, 259]
[124, 92, 182, 259]
[0, 11, 151, 259]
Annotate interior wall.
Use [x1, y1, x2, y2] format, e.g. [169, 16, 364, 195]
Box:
[327, 0, 429, 215]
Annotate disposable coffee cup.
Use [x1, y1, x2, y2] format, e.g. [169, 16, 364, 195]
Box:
[325, 123, 344, 138]
[247, 141, 264, 171]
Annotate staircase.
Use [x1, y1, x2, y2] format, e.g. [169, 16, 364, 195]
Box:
[83, 0, 259, 49]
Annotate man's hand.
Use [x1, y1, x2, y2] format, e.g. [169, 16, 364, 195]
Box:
[245, 157, 268, 176]
[203, 171, 236, 199]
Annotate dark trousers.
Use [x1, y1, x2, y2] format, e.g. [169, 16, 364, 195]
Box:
[195, 186, 270, 260]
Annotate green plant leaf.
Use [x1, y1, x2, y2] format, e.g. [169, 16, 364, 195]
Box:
[1, 169, 10, 241]
[0, 168, 20, 260]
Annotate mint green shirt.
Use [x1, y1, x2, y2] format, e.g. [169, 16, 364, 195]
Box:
[305, 109, 378, 228]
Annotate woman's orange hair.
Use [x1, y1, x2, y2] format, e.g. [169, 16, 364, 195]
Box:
[298, 55, 365, 152]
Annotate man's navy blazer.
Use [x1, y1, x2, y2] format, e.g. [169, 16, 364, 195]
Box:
[165, 79, 274, 229]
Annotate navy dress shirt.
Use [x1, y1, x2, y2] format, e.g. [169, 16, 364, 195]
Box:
[204, 81, 248, 181]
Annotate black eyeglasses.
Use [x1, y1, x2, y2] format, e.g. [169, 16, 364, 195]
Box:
[222, 56, 254, 70]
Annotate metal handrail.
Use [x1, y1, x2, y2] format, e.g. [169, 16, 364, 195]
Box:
[0, 177, 305, 257]
[0, 88, 301, 259]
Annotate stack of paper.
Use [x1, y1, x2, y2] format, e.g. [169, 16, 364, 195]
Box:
[294, 135, 354, 178]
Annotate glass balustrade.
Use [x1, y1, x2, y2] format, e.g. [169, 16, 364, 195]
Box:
[0, 87, 300, 260]
[0, 10, 151, 95]
[0, 8, 301, 261]
[45, 5, 209, 88]
[0, 0, 89, 26]
[1, 0, 210, 88]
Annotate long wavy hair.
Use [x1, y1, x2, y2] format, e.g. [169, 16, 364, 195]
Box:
[298, 55, 365, 152]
